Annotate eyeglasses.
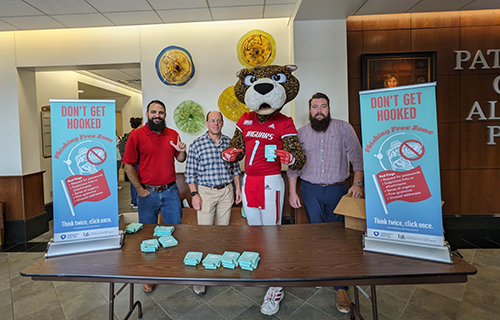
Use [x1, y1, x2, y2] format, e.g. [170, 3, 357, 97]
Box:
[208, 119, 223, 123]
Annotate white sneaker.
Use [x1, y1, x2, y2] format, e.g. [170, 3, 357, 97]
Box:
[193, 285, 206, 296]
[260, 287, 284, 316]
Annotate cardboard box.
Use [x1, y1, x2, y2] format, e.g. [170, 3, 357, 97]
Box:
[334, 194, 366, 232]
[119, 212, 139, 224]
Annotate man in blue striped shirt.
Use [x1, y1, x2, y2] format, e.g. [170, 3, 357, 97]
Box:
[185, 111, 242, 295]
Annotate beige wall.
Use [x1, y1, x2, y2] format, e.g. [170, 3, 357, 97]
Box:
[0, 33, 23, 175]
[14, 26, 141, 68]
[293, 19, 349, 128]
[35, 71, 78, 204]
[138, 19, 293, 156]
[18, 69, 40, 175]
[0, 18, 351, 206]
[0, 18, 296, 202]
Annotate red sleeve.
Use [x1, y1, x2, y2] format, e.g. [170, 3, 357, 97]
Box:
[282, 116, 298, 138]
[236, 112, 249, 132]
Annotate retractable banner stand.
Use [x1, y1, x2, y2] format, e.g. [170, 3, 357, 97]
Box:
[47, 99, 122, 257]
[359, 83, 452, 263]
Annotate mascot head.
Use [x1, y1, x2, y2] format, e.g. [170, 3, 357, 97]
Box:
[234, 65, 300, 118]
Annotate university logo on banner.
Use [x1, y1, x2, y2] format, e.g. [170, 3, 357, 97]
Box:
[359, 83, 445, 247]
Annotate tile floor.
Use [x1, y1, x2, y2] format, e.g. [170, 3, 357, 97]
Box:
[0, 181, 499, 320]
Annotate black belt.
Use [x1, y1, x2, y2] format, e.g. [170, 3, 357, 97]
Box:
[319, 180, 347, 187]
[143, 181, 176, 193]
[203, 183, 230, 190]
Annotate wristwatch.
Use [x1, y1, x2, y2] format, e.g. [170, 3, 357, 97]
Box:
[190, 191, 199, 197]
[354, 180, 364, 188]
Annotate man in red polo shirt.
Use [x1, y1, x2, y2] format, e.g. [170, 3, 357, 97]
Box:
[123, 99, 186, 292]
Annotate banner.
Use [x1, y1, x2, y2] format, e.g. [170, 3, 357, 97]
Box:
[359, 83, 444, 246]
[51, 99, 119, 242]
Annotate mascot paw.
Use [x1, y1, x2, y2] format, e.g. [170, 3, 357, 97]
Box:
[275, 149, 295, 165]
[222, 147, 243, 162]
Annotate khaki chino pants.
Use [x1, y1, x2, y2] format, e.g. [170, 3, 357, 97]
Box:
[197, 184, 234, 225]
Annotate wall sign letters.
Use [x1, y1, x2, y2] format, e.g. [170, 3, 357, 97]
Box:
[455, 49, 500, 145]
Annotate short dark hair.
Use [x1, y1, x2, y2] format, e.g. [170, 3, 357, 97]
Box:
[206, 110, 223, 121]
[129, 117, 142, 129]
[147, 100, 166, 112]
[309, 92, 330, 108]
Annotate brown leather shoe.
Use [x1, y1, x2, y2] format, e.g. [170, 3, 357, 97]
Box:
[336, 288, 351, 313]
[142, 283, 155, 293]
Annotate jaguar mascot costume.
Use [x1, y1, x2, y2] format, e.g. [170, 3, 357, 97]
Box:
[222, 65, 305, 316]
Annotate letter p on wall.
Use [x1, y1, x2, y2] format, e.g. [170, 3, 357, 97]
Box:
[487, 126, 500, 145]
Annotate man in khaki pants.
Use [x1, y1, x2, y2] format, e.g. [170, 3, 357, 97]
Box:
[184, 110, 242, 295]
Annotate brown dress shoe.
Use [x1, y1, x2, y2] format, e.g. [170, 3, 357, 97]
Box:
[336, 288, 351, 313]
[142, 283, 155, 293]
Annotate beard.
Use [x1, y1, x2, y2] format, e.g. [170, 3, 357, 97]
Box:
[309, 113, 332, 132]
[147, 118, 166, 132]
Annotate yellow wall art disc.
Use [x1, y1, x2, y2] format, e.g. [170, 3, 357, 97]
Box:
[174, 100, 205, 134]
[218, 86, 251, 122]
[237, 30, 276, 68]
[155, 46, 195, 86]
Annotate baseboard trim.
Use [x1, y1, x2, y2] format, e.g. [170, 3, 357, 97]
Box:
[4, 211, 50, 243]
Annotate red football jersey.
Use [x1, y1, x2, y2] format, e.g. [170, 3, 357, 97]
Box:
[236, 112, 298, 176]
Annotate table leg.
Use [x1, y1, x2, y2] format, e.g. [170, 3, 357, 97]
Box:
[371, 285, 378, 320]
[109, 283, 115, 320]
[108, 283, 143, 320]
[123, 284, 143, 320]
[351, 286, 361, 319]
[350, 285, 379, 320]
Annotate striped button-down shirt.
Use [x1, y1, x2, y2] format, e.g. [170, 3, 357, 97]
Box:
[185, 132, 241, 187]
[288, 119, 363, 184]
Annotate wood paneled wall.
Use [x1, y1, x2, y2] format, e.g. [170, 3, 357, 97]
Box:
[347, 10, 500, 215]
[0, 171, 45, 221]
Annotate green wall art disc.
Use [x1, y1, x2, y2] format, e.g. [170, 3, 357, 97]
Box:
[174, 100, 205, 134]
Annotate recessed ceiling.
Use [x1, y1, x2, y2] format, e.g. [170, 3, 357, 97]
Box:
[2, 0, 499, 32]
[0, 0, 302, 31]
[6, 0, 500, 92]
[84, 68, 142, 91]
[78, 82, 132, 111]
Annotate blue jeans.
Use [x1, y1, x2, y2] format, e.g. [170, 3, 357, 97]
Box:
[130, 184, 138, 205]
[137, 184, 182, 224]
[117, 161, 122, 183]
[301, 179, 348, 292]
[130, 165, 138, 205]
[300, 180, 348, 223]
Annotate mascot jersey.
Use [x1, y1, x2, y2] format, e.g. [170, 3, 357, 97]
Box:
[236, 112, 297, 176]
